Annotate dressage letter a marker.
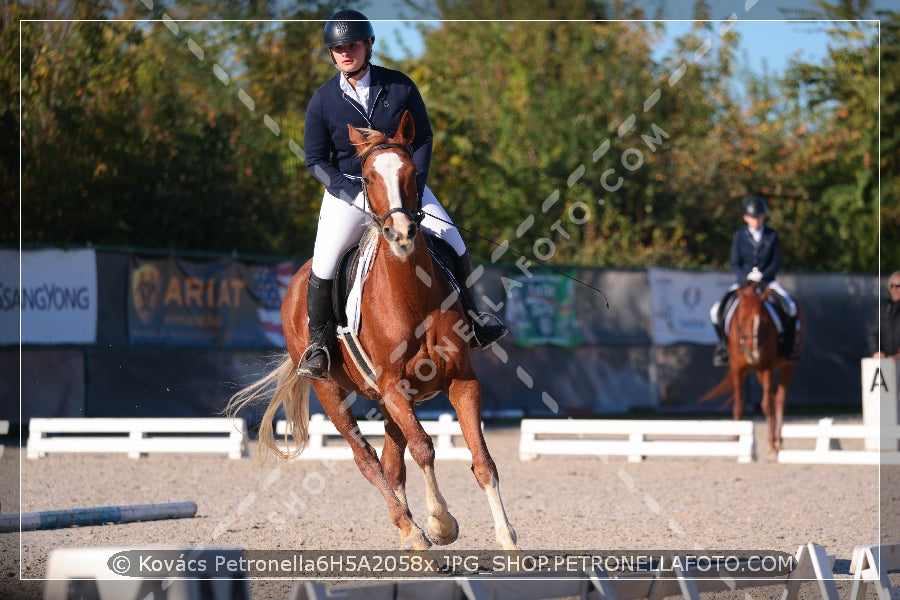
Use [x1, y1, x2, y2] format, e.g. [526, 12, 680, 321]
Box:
[870, 367, 889, 393]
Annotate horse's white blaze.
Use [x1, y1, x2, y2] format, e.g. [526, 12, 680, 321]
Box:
[372, 152, 413, 249]
[751, 313, 761, 362]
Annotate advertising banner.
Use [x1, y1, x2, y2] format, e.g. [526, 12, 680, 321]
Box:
[504, 270, 583, 347]
[128, 255, 294, 348]
[647, 267, 734, 345]
[0, 248, 98, 345]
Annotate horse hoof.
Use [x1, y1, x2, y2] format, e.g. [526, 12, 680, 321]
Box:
[497, 524, 518, 550]
[426, 514, 459, 546]
[401, 528, 432, 551]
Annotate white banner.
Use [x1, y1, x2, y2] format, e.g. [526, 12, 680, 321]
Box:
[648, 267, 734, 346]
[0, 249, 98, 345]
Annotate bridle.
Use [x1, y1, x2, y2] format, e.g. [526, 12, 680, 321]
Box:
[358, 142, 424, 228]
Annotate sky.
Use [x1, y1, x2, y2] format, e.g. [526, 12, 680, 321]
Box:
[369, 19, 874, 77]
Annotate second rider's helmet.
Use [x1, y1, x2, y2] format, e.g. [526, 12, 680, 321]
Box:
[742, 196, 768, 217]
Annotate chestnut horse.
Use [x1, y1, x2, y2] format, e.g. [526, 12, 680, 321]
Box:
[226, 111, 518, 551]
[701, 282, 803, 457]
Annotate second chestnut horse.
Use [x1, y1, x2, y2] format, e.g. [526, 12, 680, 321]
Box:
[701, 281, 803, 457]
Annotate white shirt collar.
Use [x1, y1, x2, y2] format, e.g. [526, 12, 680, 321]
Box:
[748, 225, 763, 243]
[339, 67, 372, 112]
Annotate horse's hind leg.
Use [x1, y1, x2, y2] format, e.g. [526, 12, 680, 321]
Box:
[383, 400, 459, 546]
[773, 365, 796, 452]
[318, 386, 431, 550]
[450, 378, 518, 551]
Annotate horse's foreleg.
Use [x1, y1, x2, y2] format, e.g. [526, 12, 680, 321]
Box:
[449, 378, 518, 551]
[757, 370, 777, 457]
[383, 396, 458, 546]
[381, 414, 409, 508]
[730, 368, 746, 421]
[324, 394, 430, 551]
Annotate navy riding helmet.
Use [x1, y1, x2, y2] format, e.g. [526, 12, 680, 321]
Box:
[323, 9, 375, 48]
[742, 196, 768, 217]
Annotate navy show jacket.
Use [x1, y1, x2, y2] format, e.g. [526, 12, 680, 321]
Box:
[303, 64, 433, 202]
[730, 226, 781, 284]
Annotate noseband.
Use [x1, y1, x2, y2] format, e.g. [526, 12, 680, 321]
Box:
[359, 142, 424, 227]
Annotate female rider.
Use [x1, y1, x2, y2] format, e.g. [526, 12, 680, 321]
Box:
[709, 196, 799, 366]
[298, 9, 506, 380]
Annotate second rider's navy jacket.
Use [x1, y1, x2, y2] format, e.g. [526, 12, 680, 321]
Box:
[304, 64, 433, 202]
[730, 226, 781, 284]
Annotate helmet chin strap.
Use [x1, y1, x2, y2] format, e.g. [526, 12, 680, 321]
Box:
[341, 61, 369, 79]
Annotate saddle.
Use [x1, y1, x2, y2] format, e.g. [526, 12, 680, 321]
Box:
[720, 285, 792, 336]
[331, 231, 460, 328]
[329, 231, 461, 392]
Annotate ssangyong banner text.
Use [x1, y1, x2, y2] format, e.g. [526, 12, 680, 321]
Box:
[0, 248, 98, 345]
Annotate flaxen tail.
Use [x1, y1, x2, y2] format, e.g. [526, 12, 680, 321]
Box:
[224, 353, 310, 462]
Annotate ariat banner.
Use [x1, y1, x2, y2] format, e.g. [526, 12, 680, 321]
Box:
[0, 248, 98, 345]
[504, 269, 582, 347]
[128, 255, 293, 348]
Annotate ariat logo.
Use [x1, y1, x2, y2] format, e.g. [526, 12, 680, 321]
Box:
[132, 264, 161, 325]
[336, 22, 349, 37]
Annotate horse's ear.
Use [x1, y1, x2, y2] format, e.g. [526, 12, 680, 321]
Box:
[348, 123, 367, 149]
[394, 110, 415, 145]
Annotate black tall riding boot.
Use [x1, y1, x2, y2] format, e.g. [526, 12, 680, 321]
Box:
[783, 316, 800, 361]
[712, 320, 729, 367]
[768, 291, 799, 361]
[452, 251, 507, 349]
[296, 273, 335, 381]
[712, 293, 732, 367]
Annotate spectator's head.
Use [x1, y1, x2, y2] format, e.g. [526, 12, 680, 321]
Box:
[889, 271, 900, 303]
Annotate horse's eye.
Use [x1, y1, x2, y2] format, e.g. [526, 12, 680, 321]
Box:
[362, 177, 370, 185]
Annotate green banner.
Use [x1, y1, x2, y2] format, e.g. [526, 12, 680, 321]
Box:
[504, 270, 583, 347]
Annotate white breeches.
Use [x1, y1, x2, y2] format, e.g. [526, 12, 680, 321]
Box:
[709, 281, 796, 325]
[311, 185, 466, 280]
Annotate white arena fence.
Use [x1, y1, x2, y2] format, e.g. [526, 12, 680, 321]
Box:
[26, 418, 248, 459]
[0, 420, 7, 458]
[17, 415, 900, 465]
[275, 413, 474, 460]
[778, 418, 900, 465]
[518, 418, 756, 463]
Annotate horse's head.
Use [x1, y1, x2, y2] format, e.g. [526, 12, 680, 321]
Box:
[732, 283, 775, 366]
[348, 111, 422, 259]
